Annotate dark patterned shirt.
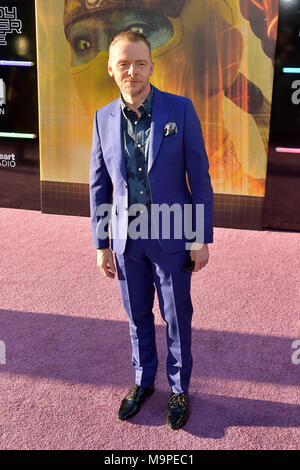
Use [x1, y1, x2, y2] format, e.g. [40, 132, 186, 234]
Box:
[120, 86, 153, 213]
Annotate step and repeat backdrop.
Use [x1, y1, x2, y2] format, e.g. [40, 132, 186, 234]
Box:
[0, 0, 40, 210]
[262, 0, 300, 231]
[1, 0, 299, 232]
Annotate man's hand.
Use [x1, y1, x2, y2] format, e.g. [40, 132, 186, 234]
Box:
[190, 243, 209, 273]
[97, 248, 116, 279]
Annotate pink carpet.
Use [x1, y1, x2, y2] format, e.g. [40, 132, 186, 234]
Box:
[0, 207, 299, 450]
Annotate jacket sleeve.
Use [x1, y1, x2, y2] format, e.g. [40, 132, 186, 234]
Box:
[183, 99, 214, 244]
[89, 110, 113, 249]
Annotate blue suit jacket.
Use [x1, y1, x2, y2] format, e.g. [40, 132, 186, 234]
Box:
[89, 85, 214, 254]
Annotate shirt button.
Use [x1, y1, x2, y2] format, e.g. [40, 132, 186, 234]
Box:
[137, 144, 142, 148]
[138, 168, 142, 171]
[140, 190, 144, 194]
[134, 121, 138, 125]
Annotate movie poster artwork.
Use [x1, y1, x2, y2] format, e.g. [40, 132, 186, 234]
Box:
[36, 0, 279, 199]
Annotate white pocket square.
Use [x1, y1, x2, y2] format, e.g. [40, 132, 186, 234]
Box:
[164, 122, 178, 136]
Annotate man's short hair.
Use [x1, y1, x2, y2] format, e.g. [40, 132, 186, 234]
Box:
[109, 30, 152, 59]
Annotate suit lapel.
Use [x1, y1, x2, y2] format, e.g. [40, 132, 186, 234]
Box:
[109, 98, 127, 183]
[148, 86, 170, 174]
[108, 87, 170, 179]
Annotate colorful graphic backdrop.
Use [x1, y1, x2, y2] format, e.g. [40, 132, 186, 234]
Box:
[35, 0, 280, 225]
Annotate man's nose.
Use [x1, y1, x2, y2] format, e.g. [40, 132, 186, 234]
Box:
[128, 64, 137, 76]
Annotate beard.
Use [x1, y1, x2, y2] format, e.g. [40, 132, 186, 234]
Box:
[121, 79, 149, 98]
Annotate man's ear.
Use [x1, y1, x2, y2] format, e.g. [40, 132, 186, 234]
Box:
[108, 64, 113, 77]
[150, 61, 154, 76]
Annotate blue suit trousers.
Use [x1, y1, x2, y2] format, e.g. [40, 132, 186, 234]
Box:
[115, 214, 194, 394]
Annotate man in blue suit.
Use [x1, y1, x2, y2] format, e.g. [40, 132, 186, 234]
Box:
[89, 30, 213, 430]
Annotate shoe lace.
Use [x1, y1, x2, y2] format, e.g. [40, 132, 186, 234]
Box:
[127, 384, 139, 400]
[169, 393, 187, 408]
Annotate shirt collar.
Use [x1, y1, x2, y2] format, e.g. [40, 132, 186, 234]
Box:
[120, 84, 153, 119]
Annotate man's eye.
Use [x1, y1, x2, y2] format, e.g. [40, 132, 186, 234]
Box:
[75, 38, 92, 51]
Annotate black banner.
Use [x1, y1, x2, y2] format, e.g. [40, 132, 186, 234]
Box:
[262, 0, 300, 231]
[0, 0, 40, 210]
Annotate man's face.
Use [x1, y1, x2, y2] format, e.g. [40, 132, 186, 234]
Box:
[108, 40, 154, 98]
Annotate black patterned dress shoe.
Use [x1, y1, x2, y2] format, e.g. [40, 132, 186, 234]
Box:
[118, 384, 155, 421]
[167, 392, 189, 430]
